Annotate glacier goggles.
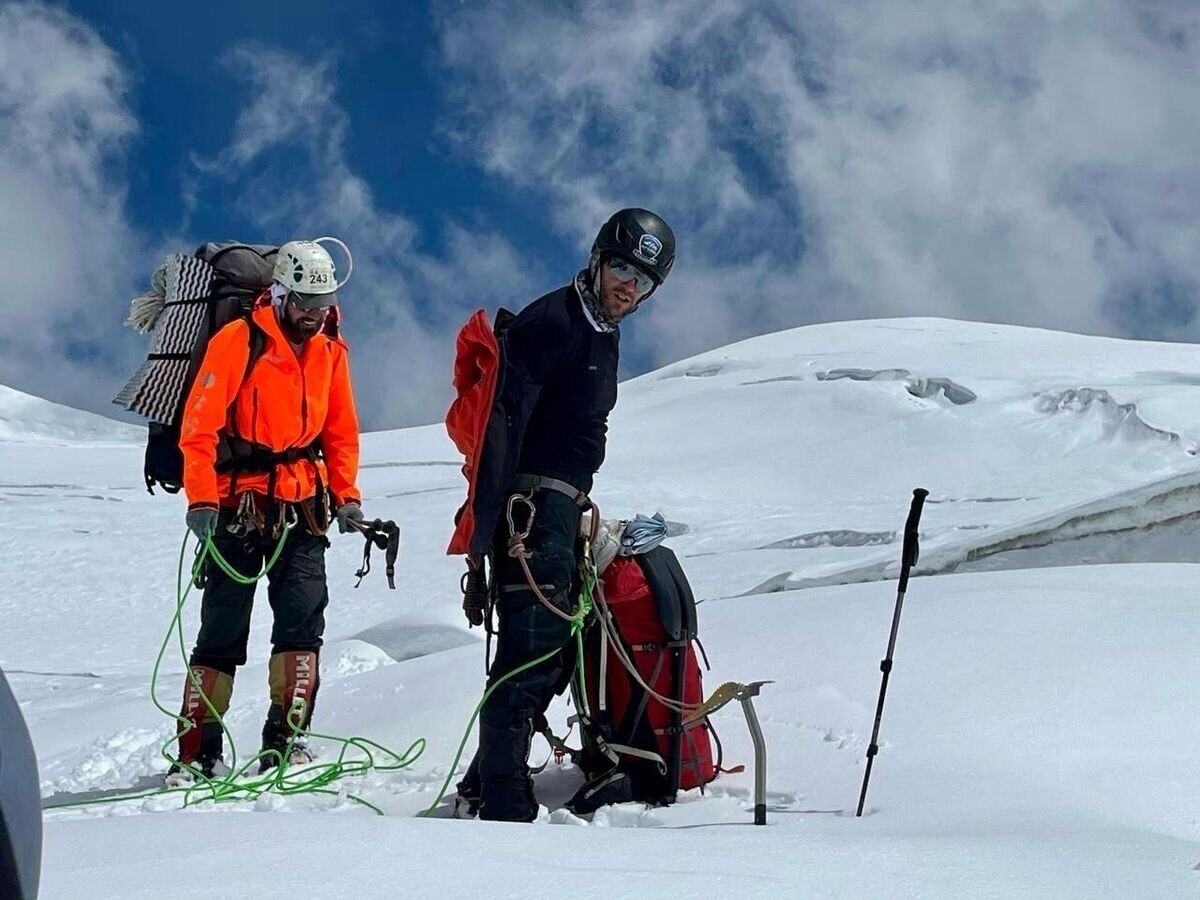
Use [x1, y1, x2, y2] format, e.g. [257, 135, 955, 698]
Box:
[606, 257, 656, 294]
[286, 289, 338, 312]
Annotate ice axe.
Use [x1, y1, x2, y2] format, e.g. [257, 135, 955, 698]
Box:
[684, 679, 773, 825]
[347, 517, 400, 589]
[856, 487, 928, 817]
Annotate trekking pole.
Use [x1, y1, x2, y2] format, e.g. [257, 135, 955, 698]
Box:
[856, 487, 928, 818]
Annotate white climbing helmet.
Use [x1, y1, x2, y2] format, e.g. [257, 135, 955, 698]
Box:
[272, 237, 353, 307]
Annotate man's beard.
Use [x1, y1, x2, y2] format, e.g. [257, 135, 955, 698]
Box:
[284, 316, 321, 342]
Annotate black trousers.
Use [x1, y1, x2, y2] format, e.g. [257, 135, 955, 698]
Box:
[190, 508, 330, 676]
[470, 488, 583, 821]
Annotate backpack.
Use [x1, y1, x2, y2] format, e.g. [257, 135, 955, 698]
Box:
[566, 546, 719, 814]
[445, 307, 520, 563]
[445, 296, 586, 564]
[113, 243, 277, 494]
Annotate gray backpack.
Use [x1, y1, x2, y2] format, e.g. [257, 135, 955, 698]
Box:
[113, 243, 278, 493]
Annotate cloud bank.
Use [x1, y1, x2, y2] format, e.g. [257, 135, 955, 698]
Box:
[188, 45, 537, 428]
[435, 0, 1200, 366]
[0, 3, 142, 409]
[2, 1, 1198, 431]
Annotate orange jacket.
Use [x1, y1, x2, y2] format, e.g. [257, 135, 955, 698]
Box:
[179, 299, 361, 509]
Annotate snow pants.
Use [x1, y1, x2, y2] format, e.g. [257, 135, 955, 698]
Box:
[467, 487, 583, 822]
[189, 506, 330, 675]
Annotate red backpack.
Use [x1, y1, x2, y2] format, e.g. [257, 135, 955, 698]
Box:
[568, 546, 718, 813]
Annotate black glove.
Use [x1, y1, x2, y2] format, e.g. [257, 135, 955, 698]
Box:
[336, 502, 366, 534]
[186, 506, 218, 541]
[461, 563, 489, 628]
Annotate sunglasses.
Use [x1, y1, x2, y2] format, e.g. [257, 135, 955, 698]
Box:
[606, 258, 656, 294]
[287, 291, 336, 313]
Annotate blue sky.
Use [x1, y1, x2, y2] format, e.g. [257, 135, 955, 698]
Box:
[66, 0, 566, 273]
[1, 1, 1198, 429]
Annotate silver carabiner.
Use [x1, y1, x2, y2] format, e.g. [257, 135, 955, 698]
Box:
[505, 491, 536, 542]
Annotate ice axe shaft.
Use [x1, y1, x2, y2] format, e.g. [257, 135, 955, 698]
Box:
[856, 487, 928, 817]
[684, 680, 772, 825]
[740, 692, 768, 826]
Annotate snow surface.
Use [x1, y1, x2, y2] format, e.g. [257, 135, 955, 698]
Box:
[3, 317, 1199, 898]
[0, 384, 141, 444]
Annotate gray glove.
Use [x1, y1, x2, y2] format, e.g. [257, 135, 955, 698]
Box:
[336, 502, 366, 534]
[186, 506, 218, 541]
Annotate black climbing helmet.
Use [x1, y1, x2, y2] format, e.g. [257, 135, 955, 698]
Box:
[591, 208, 676, 286]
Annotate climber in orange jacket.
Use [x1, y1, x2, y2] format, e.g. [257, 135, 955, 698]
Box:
[167, 238, 365, 786]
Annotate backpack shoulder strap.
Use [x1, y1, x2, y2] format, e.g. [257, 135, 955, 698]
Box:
[636, 547, 697, 642]
[244, 316, 267, 381]
[215, 314, 268, 494]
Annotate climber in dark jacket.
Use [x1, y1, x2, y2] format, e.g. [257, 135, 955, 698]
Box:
[457, 208, 677, 822]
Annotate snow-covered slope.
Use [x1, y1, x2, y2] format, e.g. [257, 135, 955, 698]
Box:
[3, 318, 1199, 898]
[603, 317, 1200, 594]
[0, 384, 142, 443]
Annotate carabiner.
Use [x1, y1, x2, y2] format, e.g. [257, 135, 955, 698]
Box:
[505, 491, 536, 543]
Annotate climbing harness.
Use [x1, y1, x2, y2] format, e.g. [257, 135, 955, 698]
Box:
[503, 486, 594, 624]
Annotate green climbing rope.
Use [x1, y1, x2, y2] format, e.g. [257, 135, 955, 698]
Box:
[44, 527, 426, 815]
[420, 543, 599, 816]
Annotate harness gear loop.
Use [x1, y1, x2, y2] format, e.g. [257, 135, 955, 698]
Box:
[503, 490, 581, 624]
[297, 496, 328, 537]
[224, 491, 300, 542]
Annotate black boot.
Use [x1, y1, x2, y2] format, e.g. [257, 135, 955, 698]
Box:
[566, 768, 634, 816]
[258, 703, 314, 773]
[477, 719, 538, 822]
[454, 753, 482, 818]
[260, 650, 319, 773]
[166, 721, 227, 785]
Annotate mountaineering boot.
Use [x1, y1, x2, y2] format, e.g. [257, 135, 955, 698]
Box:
[566, 768, 635, 816]
[454, 754, 481, 818]
[477, 719, 538, 822]
[166, 666, 233, 786]
[259, 650, 319, 773]
[259, 705, 315, 772]
[165, 725, 230, 787]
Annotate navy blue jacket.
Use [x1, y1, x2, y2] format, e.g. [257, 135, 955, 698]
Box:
[503, 285, 619, 491]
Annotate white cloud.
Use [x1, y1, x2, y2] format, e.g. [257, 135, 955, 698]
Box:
[435, 0, 1200, 366]
[0, 2, 143, 407]
[0, 20, 536, 430]
[190, 45, 540, 428]
[6, 1, 1198, 431]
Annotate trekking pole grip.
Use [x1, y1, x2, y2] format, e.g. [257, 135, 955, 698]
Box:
[898, 488, 928, 589]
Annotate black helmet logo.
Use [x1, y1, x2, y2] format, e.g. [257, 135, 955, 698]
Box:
[636, 233, 663, 264]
